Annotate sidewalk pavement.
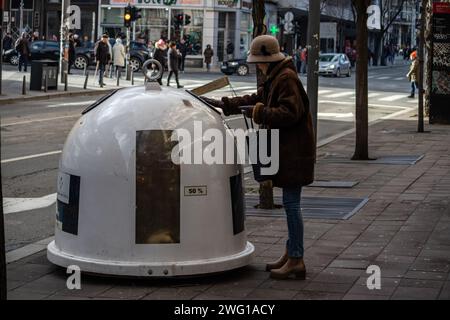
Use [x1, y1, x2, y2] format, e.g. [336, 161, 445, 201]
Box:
[5, 109, 450, 300]
[0, 69, 141, 105]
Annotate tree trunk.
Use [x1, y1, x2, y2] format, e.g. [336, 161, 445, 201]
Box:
[351, 0, 371, 161]
[252, 0, 275, 209]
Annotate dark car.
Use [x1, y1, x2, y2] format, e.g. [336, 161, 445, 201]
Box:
[2, 40, 60, 65]
[221, 58, 250, 76]
[73, 39, 151, 72]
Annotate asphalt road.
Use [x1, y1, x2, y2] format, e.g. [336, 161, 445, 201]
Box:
[1, 63, 417, 251]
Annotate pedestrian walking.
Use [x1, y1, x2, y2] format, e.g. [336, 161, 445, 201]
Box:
[113, 38, 126, 79]
[95, 34, 111, 87]
[294, 47, 302, 73]
[2, 32, 13, 52]
[178, 38, 187, 72]
[300, 47, 308, 74]
[68, 34, 76, 74]
[201, 35, 315, 280]
[153, 39, 167, 85]
[104, 36, 113, 78]
[406, 50, 419, 98]
[15, 32, 30, 72]
[167, 41, 183, 88]
[203, 44, 214, 72]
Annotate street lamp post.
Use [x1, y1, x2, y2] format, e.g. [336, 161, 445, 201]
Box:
[306, 0, 320, 151]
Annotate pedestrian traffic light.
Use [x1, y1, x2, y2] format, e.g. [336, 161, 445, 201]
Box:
[124, 5, 132, 28]
[184, 14, 191, 25]
[131, 6, 142, 22]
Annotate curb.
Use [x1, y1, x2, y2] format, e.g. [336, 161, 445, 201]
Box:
[0, 88, 116, 105]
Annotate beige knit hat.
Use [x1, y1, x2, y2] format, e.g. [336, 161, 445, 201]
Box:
[247, 35, 285, 63]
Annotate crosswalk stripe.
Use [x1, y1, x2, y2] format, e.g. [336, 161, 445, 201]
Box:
[318, 90, 332, 94]
[378, 94, 405, 102]
[376, 76, 391, 80]
[394, 77, 405, 81]
[324, 91, 354, 98]
[368, 92, 382, 98]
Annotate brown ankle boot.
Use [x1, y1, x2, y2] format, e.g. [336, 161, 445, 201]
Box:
[265, 250, 288, 271]
[270, 258, 306, 280]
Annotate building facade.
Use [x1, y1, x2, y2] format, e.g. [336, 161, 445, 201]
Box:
[2, 0, 98, 41]
[99, 0, 258, 67]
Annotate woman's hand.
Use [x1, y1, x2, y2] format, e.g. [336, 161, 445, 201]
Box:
[200, 96, 224, 109]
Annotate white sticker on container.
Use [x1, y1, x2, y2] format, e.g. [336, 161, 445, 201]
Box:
[57, 172, 71, 204]
[184, 186, 207, 197]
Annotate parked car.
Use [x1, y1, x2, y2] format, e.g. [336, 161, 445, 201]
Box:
[318, 53, 351, 77]
[74, 39, 151, 72]
[2, 40, 60, 65]
[221, 58, 250, 76]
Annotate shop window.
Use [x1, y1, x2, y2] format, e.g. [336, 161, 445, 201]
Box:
[171, 9, 203, 56]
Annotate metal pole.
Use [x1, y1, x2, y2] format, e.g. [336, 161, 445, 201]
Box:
[126, 27, 131, 80]
[0, 115, 6, 301]
[418, 0, 425, 132]
[60, 0, 70, 84]
[0, 4, 3, 96]
[22, 75, 26, 95]
[306, 0, 320, 152]
[92, 12, 95, 43]
[132, 21, 136, 41]
[19, 0, 23, 33]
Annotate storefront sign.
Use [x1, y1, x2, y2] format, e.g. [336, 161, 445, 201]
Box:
[430, 2, 450, 124]
[241, 0, 252, 10]
[367, 0, 381, 30]
[216, 0, 238, 8]
[110, 0, 177, 5]
[67, 5, 81, 30]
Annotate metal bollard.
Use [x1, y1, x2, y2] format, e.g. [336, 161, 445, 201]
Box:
[22, 75, 26, 95]
[83, 64, 87, 76]
[44, 74, 48, 93]
[84, 72, 89, 89]
[64, 73, 68, 91]
[116, 70, 120, 87]
[131, 69, 134, 86]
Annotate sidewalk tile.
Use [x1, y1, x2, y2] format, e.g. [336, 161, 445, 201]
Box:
[293, 291, 344, 300]
[245, 288, 298, 300]
[303, 281, 353, 294]
[391, 286, 441, 300]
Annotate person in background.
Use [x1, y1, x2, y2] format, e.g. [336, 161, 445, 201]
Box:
[113, 37, 126, 79]
[68, 34, 76, 74]
[203, 44, 214, 72]
[15, 32, 30, 72]
[153, 39, 167, 85]
[2, 32, 13, 52]
[95, 34, 111, 88]
[167, 41, 183, 88]
[104, 35, 113, 78]
[300, 47, 308, 74]
[73, 34, 81, 47]
[294, 46, 302, 73]
[177, 38, 187, 73]
[406, 50, 419, 98]
[202, 35, 315, 280]
[226, 40, 234, 60]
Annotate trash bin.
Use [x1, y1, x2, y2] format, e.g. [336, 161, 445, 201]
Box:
[47, 85, 255, 277]
[30, 59, 59, 91]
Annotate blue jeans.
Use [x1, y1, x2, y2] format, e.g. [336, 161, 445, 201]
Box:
[98, 63, 106, 85]
[282, 187, 304, 258]
[18, 54, 28, 72]
[411, 81, 418, 96]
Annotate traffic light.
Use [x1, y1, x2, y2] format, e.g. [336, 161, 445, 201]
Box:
[131, 6, 142, 22]
[184, 14, 191, 25]
[124, 5, 132, 28]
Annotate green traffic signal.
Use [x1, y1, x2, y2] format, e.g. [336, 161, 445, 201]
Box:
[270, 25, 280, 35]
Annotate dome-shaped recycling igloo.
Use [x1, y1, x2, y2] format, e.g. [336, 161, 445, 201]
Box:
[47, 85, 254, 277]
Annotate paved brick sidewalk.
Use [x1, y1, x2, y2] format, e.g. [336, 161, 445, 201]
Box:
[5, 111, 450, 300]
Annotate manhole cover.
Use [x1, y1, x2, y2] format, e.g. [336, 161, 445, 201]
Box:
[307, 180, 358, 188]
[320, 155, 424, 165]
[245, 194, 368, 220]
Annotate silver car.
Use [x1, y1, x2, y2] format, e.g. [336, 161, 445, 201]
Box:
[318, 53, 352, 77]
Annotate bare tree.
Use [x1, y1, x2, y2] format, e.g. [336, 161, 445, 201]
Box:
[351, 0, 371, 160]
